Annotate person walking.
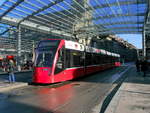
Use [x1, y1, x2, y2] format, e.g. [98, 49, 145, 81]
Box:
[6, 59, 16, 83]
[141, 60, 148, 77]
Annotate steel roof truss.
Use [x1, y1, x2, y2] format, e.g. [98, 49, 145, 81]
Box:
[0, 0, 25, 19]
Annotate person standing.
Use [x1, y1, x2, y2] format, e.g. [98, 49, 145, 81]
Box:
[7, 59, 16, 83]
[135, 59, 141, 72]
[141, 60, 148, 77]
[2, 58, 7, 72]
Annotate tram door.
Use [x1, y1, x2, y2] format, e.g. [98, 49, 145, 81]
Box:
[55, 47, 65, 74]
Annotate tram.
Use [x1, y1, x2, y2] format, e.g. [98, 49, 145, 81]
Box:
[32, 39, 121, 84]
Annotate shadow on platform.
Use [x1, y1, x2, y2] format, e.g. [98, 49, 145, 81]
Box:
[0, 96, 63, 113]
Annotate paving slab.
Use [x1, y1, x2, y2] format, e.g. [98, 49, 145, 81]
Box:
[105, 68, 150, 113]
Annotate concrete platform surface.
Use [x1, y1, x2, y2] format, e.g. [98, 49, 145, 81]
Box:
[0, 71, 31, 92]
[0, 81, 28, 92]
[105, 69, 150, 113]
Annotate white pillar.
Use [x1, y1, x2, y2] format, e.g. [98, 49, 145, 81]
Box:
[17, 25, 21, 71]
[143, 30, 146, 59]
[32, 40, 35, 62]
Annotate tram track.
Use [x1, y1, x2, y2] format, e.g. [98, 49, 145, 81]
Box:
[50, 66, 130, 112]
[52, 66, 131, 113]
[5, 66, 127, 98]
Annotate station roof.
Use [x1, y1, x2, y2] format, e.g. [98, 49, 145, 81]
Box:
[0, 0, 149, 37]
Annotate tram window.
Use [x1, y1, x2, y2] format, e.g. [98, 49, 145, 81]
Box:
[100, 55, 104, 64]
[97, 55, 100, 64]
[66, 50, 84, 67]
[116, 57, 119, 62]
[106, 56, 110, 63]
[86, 53, 92, 65]
[96, 55, 99, 64]
[93, 54, 99, 65]
[35, 51, 54, 67]
[109, 56, 112, 63]
[38, 40, 60, 47]
[97, 54, 101, 64]
[80, 52, 85, 66]
[71, 50, 81, 67]
[110, 56, 113, 63]
[103, 55, 107, 63]
[112, 57, 115, 63]
[65, 49, 70, 68]
[115, 57, 117, 62]
[110, 56, 112, 63]
[114, 57, 116, 62]
[114, 57, 117, 62]
[55, 48, 64, 74]
[92, 54, 96, 64]
[107, 56, 110, 63]
[73, 55, 80, 66]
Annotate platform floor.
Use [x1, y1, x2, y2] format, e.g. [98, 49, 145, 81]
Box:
[105, 67, 150, 113]
[0, 64, 150, 113]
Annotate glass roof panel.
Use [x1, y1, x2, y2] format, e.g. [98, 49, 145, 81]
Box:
[21, 2, 39, 11]
[0, 0, 148, 36]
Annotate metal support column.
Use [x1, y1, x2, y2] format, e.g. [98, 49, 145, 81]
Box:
[17, 25, 21, 71]
[32, 40, 35, 62]
[143, 29, 146, 59]
[24, 54, 27, 64]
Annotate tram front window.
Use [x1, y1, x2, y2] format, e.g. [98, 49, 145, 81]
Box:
[35, 49, 56, 67]
[35, 40, 60, 67]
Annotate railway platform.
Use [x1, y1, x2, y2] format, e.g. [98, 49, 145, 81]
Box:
[0, 81, 27, 93]
[105, 68, 150, 113]
[0, 71, 31, 92]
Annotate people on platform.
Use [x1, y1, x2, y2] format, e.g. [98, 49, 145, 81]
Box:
[2, 58, 8, 72]
[21, 60, 33, 70]
[141, 59, 148, 77]
[135, 59, 141, 72]
[5, 59, 16, 83]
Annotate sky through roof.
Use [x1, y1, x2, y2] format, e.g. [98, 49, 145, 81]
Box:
[0, 0, 149, 48]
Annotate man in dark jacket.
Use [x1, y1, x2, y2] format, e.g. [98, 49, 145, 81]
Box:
[135, 59, 141, 72]
[141, 60, 148, 77]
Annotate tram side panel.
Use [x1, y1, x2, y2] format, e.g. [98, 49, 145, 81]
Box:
[53, 49, 85, 83]
[85, 53, 116, 75]
[53, 48, 119, 83]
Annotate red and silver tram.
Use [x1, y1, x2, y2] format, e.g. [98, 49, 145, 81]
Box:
[32, 39, 121, 84]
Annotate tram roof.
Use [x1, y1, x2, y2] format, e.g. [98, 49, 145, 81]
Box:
[0, 0, 149, 36]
